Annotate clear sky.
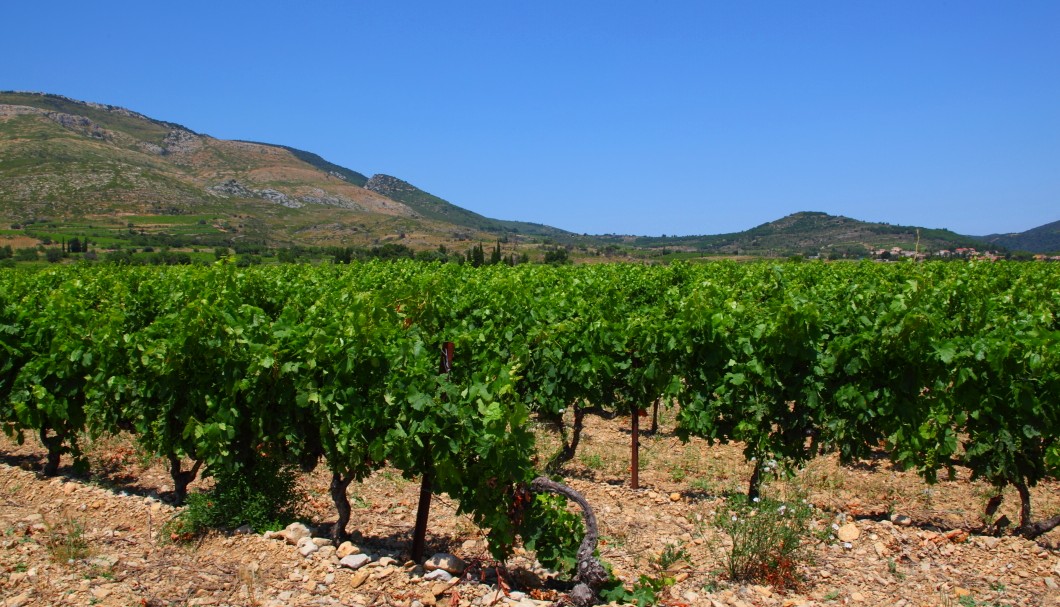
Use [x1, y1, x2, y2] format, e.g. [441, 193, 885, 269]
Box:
[3, 1, 1058, 236]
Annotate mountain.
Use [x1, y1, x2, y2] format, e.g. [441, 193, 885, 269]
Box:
[625, 212, 992, 258]
[0, 91, 572, 250]
[978, 220, 1060, 254]
[0, 92, 1045, 260]
[363, 174, 570, 239]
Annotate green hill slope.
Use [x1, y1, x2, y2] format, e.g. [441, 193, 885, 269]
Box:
[626, 212, 992, 258]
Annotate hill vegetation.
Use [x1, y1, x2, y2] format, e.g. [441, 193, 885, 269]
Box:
[1, 91, 1054, 261]
[980, 219, 1060, 254]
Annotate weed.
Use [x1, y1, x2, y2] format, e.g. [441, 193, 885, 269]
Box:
[887, 558, 906, 580]
[580, 453, 605, 470]
[689, 477, 714, 494]
[599, 533, 627, 549]
[44, 515, 91, 563]
[823, 589, 840, 601]
[599, 573, 672, 607]
[651, 542, 691, 572]
[669, 464, 687, 482]
[714, 494, 817, 590]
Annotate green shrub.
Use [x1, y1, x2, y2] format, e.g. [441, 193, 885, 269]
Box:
[167, 458, 303, 539]
[714, 494, 817, 589]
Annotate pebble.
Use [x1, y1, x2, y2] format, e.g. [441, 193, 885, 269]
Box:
[340, 554, 371, 570]
[5, 593, 33, 607]
[276, 522, 312, 545]
[424, 552, 466, 575]
[349, 569, 370, 588]
[371, 566, 394, 580]
[837, 522, 861, 542]
[423, 569, 454, 582]
[297, 537, 320, 557]
[336, 541, 360, 558]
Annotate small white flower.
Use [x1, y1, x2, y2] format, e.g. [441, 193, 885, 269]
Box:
[731, 515, 738, 522]
[752, 497, 760, 503]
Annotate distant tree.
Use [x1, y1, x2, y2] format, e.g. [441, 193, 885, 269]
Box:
[470, 244, 485, 267]
[490, 241, 502, 265]
[277, 248, 299, 263]
[0, 245, 12, 260]
[542, 247, 571, 265]
[45, 248, 64, 263]
[104, 250, 133, 265]
[14, 248, 38, 262]
[68, 237, 82, 253]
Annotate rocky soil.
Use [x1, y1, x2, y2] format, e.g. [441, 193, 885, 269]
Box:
[2, 411, 1058, 607]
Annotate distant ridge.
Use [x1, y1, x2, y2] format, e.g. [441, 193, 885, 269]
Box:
[364, 174, 572, 239]
[625, 211, 993, 257]
[1, 91, 1054, 257]
[980, 219, 1060, 254]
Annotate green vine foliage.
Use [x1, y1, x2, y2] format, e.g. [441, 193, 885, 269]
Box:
[1, 259, 1058, 554]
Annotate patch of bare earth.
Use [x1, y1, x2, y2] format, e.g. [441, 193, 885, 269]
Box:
[2, 409, 1058, 607]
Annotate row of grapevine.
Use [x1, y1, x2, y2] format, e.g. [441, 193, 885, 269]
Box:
[0, 264, 579, 568]
[1, 260, 1058, 558]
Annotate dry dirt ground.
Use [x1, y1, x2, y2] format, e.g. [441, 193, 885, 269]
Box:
[2, 409, 1058, 607]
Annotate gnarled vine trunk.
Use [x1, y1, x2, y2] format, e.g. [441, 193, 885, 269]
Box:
[1014, 480, 1060, 539]
[545, 406, 586, 474]
[39, 427, 63, 477]
[168, 455, 202, 506]
[330, 472, 355, 543]
[530, 476, 608, 607]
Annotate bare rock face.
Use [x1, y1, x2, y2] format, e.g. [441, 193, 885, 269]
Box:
[160, 129, 202, 154]
[45, 111, 112, 141]
[209, 179, 256, 198]
[259, 188, 303, 209]
[364, 174, 418, 199]
[300, 188, 361, 209]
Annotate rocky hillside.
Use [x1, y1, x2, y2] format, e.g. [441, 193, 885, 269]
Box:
[0, 92, 560, 248]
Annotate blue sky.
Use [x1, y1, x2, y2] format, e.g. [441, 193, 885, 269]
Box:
[3, 1, 1058, 236]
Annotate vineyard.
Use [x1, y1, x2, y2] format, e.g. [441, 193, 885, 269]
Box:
[1, 260, 1059, 606]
